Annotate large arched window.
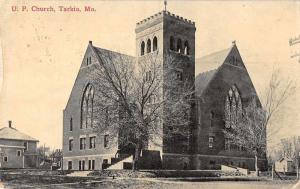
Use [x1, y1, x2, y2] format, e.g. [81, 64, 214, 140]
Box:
[184, 41, 189, 55]
[141, 41, 145, 56]
[177, 39, 182, 53]
[225, 85, 242, 129]
[153, 37, 157, 51]
[170, 36, 175, 50]
[146, 39, 151, 53]
[81, 84, 94, 129]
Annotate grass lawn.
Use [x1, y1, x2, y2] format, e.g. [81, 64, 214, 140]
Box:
[2, 177, 298, 189]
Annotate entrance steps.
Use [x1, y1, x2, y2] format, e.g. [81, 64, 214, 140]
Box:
[107, 155, 133, 170]
[221, 165, 249, 176]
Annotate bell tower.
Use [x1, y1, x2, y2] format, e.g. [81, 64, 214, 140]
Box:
[135, 10, 196, 62]
[135, 11, 196, 155]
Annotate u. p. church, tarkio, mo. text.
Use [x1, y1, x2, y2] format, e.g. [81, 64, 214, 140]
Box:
[62, 8, 267, 171]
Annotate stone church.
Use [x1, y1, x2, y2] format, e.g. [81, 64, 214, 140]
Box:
[62, 10, 267, 171]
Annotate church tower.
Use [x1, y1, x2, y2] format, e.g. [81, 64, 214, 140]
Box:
[135, 10, 196, 62]
[135, 10, 196, 167]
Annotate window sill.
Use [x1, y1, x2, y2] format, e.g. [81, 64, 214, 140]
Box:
[168, 49, 191, 56]
[140, 50, 159, 57]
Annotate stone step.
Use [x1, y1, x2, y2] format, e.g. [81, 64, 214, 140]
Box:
[107, 155, 133, 170]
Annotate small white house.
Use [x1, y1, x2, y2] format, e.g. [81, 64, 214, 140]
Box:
[275, 157, 295, 173]
[0, 121, 39, 169]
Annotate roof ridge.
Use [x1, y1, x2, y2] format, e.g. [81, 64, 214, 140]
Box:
[197, 47, 232, 60]
[94, 46, 135, 59]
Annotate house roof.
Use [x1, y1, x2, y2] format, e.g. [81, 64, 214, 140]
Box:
[0, 127, 39, 142]
[195, 46, 233, 96]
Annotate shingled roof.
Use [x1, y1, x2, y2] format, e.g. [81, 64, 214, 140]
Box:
[93, 46, 136, 65]
[195, 47, 233, 96]
[0, 127, 38, 142]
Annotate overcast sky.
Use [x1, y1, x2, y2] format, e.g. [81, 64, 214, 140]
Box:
[0, 0, 299, 149]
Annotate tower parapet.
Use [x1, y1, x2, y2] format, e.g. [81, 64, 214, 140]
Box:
[136, 11, 195, 26]
[136, 11, 195, 34]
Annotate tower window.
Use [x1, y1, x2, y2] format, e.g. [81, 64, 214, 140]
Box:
[184, 41, 189, 55]
[104, 134, 109, 148]
[177, 39, 182, 53]
[176, 71, 183, 81]
[141, 41, 145, 56]
[147, 39, 151, 53]
[145, 71, 152, 81]
[153, 37, 157, 51]
[170, 36, 175, 50]
[225, 137, 231, 150]
[210, 111, 215, 127]
[209, 137, 214, 148]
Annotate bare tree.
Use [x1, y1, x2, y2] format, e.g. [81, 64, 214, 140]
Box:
[264, 69, 297, 140]
[279, 136, 300, 163]
[88, 50, 194, 170]
[224, 68, 296, 176]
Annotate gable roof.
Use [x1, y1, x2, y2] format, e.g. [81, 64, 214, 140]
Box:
[195, 46, 234, 96]
[64, 42, 135, 109]
[0, 127, 39, 142]
[93, 46, 136, 66]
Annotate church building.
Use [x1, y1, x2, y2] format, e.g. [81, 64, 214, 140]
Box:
[62, 9, 267, 171]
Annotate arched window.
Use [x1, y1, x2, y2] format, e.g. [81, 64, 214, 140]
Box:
[153, 37, 157, 51]
[141, 41, 145, 56]
[146, 39, 151, 53]
[177, 39, 182, 53]
[81, 84, 95, 129]
[225, 85, 242, 129]
[184, 41, 189, 55]
[170, 36, 175, 50]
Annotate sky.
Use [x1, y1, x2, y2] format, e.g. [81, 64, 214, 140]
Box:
[0, 0, 299, 149]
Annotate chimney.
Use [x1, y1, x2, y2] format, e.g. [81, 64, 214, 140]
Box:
[8, 120, 12, 128]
